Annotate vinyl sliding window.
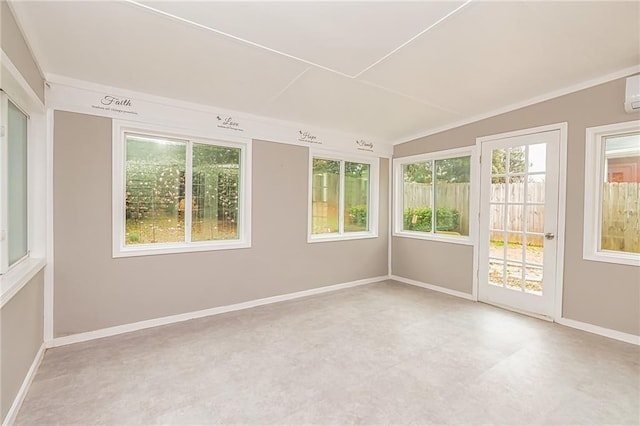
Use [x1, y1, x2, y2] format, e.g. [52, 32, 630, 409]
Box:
[393, 146, 476, 245]
[308, 150, 379, 242]
[584, 120, 640, 266]
[112, 121, 251, 257]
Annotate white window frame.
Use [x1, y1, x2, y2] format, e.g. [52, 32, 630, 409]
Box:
[0, 93, 30, 273]
[583, 120, 640, 267]
[393, 146, 477, 246]
[308, 149, 379, 243]
[112, 120, 252, 258]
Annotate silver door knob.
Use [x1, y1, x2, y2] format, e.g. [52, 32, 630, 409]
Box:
[545, 233, 555, 240]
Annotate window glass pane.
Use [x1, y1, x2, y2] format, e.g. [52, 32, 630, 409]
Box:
[125, 134, 186, 244]
[434, 156, 470, 236]
[312, 158, 340, 234]
[403, 161, 433, 232]
[192, 144, 240, 242]
[601, 132, 640, 254]
[7, 101, 28, 265]
[344, 162, 370, 233]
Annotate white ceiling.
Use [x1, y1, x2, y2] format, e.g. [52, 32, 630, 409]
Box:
[9, 1, 640, 145]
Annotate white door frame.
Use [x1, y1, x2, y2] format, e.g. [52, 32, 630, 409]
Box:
[473, 122, 568, 321]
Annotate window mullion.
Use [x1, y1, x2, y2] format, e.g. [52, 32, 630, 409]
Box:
[0, 94, 9, 273]
[185, 141, 193, 243]
[339, 160, 345, 234]
[431, 160, 436, 233]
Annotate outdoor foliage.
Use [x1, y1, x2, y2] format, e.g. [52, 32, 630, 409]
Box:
[403, 207, 460, 233]
[348, 205, 368, 226]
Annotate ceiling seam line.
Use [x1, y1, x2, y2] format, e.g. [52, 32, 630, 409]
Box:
[351, 0, 474, 79]
[124, 0, 360, 80]
[358, 80, 461, 115]
[261, 68, 311, 111]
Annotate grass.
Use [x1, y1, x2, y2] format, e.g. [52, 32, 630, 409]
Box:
[126, 216, 237, 244]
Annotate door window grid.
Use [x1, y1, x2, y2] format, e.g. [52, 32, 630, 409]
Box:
[488, 144, 546, 295]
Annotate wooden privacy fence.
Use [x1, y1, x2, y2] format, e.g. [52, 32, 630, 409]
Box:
[403, 182, 470, 234]
[602, 182, 640, 253]
[404, 181, 640, 251]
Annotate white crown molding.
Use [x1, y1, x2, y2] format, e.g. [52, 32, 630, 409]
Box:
[45, 73, 392, 158]
[391, 64, 640, 146]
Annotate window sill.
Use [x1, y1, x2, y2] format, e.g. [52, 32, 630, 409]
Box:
[113, 240, 251, 258]
[308, 232, 378, 243]
[392, 231, 474, 246]
[583, 251, 640, 267]
[0, 257, 46, 308]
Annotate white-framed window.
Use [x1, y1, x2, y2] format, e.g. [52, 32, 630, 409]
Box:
[393, 146, 476, 245]
[112, 121, 251, 257]
[308, 150, 379, 242]
[584, 120, 640, 266]
[0, 94, 29, 273]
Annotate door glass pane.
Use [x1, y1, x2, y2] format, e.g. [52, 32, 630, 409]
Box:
[491, 177, 506, 202]
[508, 146, 526, 174]
[507, 205, 524, 232]
[312, 158, 340, 234]
[601, 133, 640, 253]
[528, 143, 546, 173]
[508, 176, 524, 203]
[7, 101, 28, 265]
[125, 134, 186, 244]
[344, 162, 369, 233]
[489, 204, 505, 231]
[506, 262, 523, 291]
[526, 205, 544, 233]
[489, 260, 505, 287]
[489, 233, 507, 260]
[505, 233, 524, 263]
[491, 148, 507, 177]
[191, 144, 240, 242]
[403, 161, 432, 232]
[527, 174, 546, 203]
[525, 264, 543, 295]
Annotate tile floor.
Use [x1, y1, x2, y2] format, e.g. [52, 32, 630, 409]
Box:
[16, 280, 640, 425]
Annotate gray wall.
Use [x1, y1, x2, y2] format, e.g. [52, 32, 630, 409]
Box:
[0, 2, 45, 423]
[1, 0, 44, 102]
[53, 110, 389, 336]
[1, 271, 44, 422]
[393, 76, 640, 336]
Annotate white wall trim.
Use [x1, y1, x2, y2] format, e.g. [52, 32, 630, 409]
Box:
[47, 275, 390, 348]
[1, 343, 46, 426]
[554, 123, 569, 320]
[0, 50, 44, 112]
[392, 65, 640, 146]
[43, 109, 54, 342]
[390, 274, 474, 301]
[0, 258, 45, 309]
[556, 317, 640, 346]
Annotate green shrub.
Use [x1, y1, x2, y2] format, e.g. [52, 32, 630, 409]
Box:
[404, 207, 460, 232]
[348, 205, 368, 225]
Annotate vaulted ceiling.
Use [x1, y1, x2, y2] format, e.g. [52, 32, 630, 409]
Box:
[9, 1, 640, 144]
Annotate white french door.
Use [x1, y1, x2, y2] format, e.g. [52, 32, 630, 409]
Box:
[478, 129, 561, 318]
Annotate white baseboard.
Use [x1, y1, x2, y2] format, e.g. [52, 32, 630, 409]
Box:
[2, 343, 46, 426]
[48, 275, 390, 348]
[556, 317, 640, 346]
[390, 275, 474, 301]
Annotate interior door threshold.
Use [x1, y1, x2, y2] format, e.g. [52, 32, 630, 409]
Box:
[479, 301, 554, 322]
